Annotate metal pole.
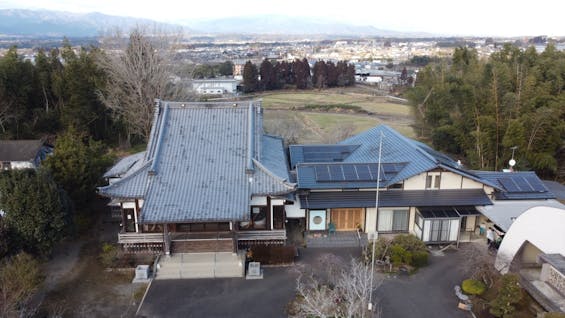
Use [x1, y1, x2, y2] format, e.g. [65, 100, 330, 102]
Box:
[369, 132, 383, 312]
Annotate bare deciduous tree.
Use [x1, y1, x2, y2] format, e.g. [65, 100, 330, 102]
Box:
[289, 255, 383, 318]
[0, 253, 42, 317]
[96, 26, 187, 144]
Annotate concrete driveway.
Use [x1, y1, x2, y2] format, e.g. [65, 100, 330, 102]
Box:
[377, 249, 471, 318]
[137, 247, 471, 318]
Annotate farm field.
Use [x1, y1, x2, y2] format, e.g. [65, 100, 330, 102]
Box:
[260, 89, 416, 144]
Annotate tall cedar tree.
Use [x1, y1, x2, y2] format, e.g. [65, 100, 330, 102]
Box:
[259, 59, 277, 90]
[313, 60, 328, 89]
[293, 58, 311, 89]
[0, 169, 70, 257]
[326, 61, 338, 87]
[242, 61, 259, 93]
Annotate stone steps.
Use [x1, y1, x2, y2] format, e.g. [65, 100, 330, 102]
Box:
[155, 252, 244, 279]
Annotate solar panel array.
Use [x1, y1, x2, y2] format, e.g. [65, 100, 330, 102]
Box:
[301, 145, 359, 163]
[499, 176, 547, 193]
[314, 163, 406, 182]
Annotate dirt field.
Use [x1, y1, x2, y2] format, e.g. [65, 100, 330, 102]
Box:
[37, 202, 150, 318]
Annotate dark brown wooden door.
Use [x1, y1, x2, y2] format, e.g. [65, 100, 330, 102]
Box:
[330, 208, 364, 231]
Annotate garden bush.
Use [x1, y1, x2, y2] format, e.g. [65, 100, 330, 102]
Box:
[364, 234, 429, 268]
[390, 245, 410, 265]
[411, 251, 429, 267]
[462, 279, 486, 295]
[489, 273, 522, 317]
[391, 234, 427, 254]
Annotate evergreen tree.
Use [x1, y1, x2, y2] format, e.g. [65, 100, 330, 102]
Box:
[0, 169, 70, 257]
[313, 60, 328, 89]
[218, 61, 234, 76]
[326, 61, 338, 87]
[43, 128, 112, 207]
[242, 61, 258, 93]
[259, 59, 275, 90]
[293, 58, 311, 89]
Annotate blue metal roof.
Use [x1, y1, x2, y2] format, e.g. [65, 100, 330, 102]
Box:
[299, 189, 493, 209]
[103, 151, 146, 178]
[336, 125, 445, 185]
[99, 100, 294, 223]
[262, 135, 291, 181]
[98, 161, 151, 199]
[473, 171, 555, 200]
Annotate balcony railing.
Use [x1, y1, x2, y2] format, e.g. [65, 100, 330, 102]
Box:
[237, 230, 286, 241]
[118, 232, 164, 244]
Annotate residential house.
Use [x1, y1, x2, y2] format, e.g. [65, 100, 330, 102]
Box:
[288, 125, 558, 246]
[0, 139, 53, 170]
[98, 100, 295, 255]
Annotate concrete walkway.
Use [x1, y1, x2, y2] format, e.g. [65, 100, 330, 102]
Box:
[306, 231, 368, 248]
[156, 252, 245, 279]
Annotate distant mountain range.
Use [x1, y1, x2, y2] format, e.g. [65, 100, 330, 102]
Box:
[180, 15, 418, 37]
[0, 8, 427, 38]
[0, 9, 179, 37]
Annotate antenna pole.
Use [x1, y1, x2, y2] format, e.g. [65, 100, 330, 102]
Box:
[369, 132, 383, 312]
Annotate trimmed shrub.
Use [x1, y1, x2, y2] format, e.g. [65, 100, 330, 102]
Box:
[390, 245, 411, 266]
[391, 234, 427, 254]
[411, 251, 429, 267]
[462, 279, 486, 295]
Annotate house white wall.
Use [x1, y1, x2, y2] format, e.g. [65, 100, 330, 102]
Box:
[365, 207, 377, 233]
[403, 171, 486, 190]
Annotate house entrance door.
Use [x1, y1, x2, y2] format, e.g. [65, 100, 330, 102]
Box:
[330, 208, 364, 231]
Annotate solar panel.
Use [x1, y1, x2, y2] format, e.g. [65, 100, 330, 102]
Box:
[342, 165, 357, 180]
[315, 166, 331, 181]
[513, 177, 534, 192]
[355, 165, 372, 181]
[524, 176, 547, 192]
[499, 178, 520, 192]
[329, 165, 344, 181]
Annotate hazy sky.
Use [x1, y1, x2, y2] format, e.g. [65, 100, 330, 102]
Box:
[1, 0, 564, 36]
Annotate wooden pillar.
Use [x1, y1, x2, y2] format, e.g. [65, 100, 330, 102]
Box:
[267, 196, 272, 230]
[120, 202, 126, 233]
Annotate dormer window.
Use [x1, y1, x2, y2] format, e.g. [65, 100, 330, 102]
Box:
[426, 173, 441, 189]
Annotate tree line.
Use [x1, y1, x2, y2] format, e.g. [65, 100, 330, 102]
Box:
[242, 58, 355, 93]
[407, 44, 565, 178]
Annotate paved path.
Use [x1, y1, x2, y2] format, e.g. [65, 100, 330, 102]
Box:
[138, 247, 472, 318]
[376, 249, 472, 318]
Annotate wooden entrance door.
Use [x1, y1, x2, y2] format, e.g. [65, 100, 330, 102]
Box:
[330, 208, 364, 231]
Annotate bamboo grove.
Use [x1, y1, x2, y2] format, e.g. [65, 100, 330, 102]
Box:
[407, 44, 565, 179]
